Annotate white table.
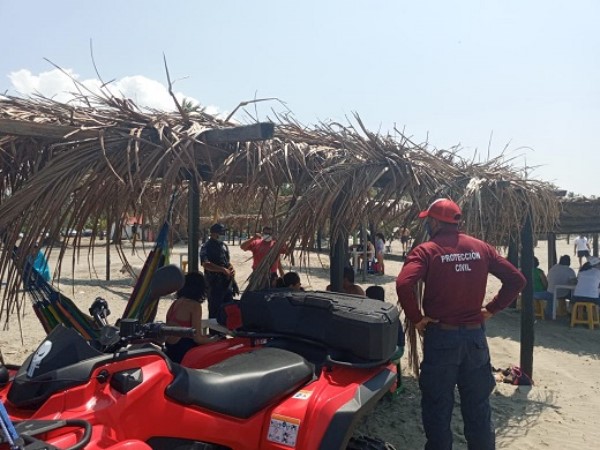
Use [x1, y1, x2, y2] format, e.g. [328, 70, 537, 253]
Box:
[552, 285, 600, 320]
[552, 284, 576, 320]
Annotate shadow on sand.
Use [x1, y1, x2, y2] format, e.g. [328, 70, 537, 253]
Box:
[356, 372, 555, 449]
[487, 307, 600, 359]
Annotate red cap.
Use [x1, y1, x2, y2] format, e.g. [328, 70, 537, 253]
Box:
[418, 199, 462, 224]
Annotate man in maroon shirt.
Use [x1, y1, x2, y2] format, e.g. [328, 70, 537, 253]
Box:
[240, 225, 285, 277]
[397, 198, 525, 450]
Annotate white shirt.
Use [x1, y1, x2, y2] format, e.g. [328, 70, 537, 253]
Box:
[574, 236, 589, 252]
[547, 264, 577, 297]
[574, 267, 600, 299]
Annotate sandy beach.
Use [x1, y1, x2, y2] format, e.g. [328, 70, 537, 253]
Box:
[1, 236, 599, 449]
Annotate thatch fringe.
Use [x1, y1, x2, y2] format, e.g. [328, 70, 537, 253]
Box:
[0, 91, 560, 375]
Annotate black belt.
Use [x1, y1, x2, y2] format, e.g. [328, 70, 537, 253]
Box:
[428, 322, 483, 331]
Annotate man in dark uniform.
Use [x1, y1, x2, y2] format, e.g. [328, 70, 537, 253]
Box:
[200, 223, 236, 319]
[396, 199, 525, 450]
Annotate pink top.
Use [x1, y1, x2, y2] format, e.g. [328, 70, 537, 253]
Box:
[166, 301, 192, 327]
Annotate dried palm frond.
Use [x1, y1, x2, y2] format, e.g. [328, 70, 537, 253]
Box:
[0, 88, 560, 345]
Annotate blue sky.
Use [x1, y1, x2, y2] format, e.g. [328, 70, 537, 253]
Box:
[1, 1, 598, 196]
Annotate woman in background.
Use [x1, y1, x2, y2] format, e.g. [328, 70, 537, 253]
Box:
[375, 233, 386, 275]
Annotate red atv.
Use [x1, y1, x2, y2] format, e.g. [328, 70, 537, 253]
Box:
[0, 267, 399, 450]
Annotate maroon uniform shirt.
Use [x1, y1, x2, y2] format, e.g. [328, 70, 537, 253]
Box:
[396, 228, 526, 325]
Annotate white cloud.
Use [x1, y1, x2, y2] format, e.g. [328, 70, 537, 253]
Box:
[7, 68, 221, 116]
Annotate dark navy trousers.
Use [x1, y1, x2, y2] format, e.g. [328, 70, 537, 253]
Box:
[207, 284, 233, 319]
[420, 326, 496, 450]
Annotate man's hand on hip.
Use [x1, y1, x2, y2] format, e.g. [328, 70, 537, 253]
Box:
[415, 316, 439, 332]
[481, 307, 493, 321]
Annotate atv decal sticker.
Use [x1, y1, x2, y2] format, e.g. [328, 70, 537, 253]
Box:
[267, 414, 300, 447]
[292, 390, 312, 400]
[27, 340, 52, 378]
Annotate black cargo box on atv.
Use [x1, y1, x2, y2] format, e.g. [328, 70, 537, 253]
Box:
[240, 290, 399, 361]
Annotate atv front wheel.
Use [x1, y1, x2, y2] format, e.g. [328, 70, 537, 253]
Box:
[346, 435, 396, 450]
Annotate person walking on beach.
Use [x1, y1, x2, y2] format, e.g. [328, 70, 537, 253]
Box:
[396, 198, 526, 450]
[400, 226, 411, 257]
[573, 234, 591, 268]
[200, 223, 238, 320]
[240, 225, 285, 277]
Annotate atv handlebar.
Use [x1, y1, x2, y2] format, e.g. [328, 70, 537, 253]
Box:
[152, 324, 196, 339]
[118, 319, 195, 341]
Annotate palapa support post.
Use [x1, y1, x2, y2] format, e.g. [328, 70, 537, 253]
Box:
[520, 208, 535, 379]
[105, 227, 111, 281]
[330, 195, 346, 293]
[187, 171, 200, 273]
[330, 234, 346, 293]
[317, 229, 323, 252]
[361, 224, 368, 283]
[593, 234, 599, 257]
[547, 232, 557, 270]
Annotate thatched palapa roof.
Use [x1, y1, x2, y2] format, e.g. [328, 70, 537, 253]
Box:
[0, 88, 560, 320]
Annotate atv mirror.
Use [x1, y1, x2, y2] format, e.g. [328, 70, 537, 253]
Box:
[150, 264, 185, 298]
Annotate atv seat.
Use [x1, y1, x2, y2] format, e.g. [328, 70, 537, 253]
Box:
[166, 347, 314, 418]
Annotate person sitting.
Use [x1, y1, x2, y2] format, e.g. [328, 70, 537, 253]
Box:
[532, 256, 553, 317]
[365, 285, 385, 301]
[164, 272, 216, 363]
[547, 255, 577, 315]
[326, 266, 365, 296]
[572, 256, 600, 306]
[278, 271, 304, 291]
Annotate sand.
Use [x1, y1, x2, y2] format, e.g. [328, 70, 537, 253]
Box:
[1, 237, 599, 449]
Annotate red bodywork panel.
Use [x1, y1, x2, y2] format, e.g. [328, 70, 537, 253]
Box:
[0, 340, 396, 450]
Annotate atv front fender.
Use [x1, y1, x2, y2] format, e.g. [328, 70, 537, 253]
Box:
[319, 367, 397, 450]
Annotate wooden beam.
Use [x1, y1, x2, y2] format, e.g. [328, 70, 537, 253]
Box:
[0, 118, 98, 140]
[199, 123, 274, 144]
